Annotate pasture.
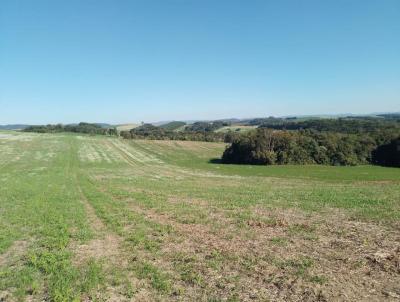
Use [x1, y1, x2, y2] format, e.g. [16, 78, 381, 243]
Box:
[0, 132, 399, 301]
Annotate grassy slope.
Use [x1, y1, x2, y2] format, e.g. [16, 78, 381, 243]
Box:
[1, 132, 399, 301]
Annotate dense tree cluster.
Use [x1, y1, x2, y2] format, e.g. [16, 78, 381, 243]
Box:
[24, 123, 117, 135]
[372, 138, 400, 167]
[222, 128, 400, 167]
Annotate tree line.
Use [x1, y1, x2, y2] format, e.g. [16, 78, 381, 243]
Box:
[24, 123, 117, 136]
[258, 117, 400, 136]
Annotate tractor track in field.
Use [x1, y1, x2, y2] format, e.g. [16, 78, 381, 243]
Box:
[71, 178, 139, 301]
[72, 172, 162, 301]
[73, 180, 125, 266]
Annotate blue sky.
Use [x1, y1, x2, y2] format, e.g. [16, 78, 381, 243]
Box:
[1, 0, 399, 124]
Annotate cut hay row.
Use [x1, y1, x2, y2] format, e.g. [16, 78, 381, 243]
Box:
[92, 142, 114, 163]
[77, 137, 163, 169]
[78, 139, 124, 163]
[33, 151, 56, 161]
[78, 142, 105, 163]
[116, 140, 238, 180]
[0, 144, 28, 165]
[0, 133, 35, 142]
[129, 140, 165, 156]
[111, 139, 163, 164]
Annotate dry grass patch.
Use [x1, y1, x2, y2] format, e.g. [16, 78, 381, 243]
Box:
[123, 200, 400, 301]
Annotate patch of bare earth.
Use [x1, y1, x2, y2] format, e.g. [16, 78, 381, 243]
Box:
[124, 199, 400, 301]
[0, 240, 29, 268]
[128, 204, 290, 300]
[243, 207, 400, 301]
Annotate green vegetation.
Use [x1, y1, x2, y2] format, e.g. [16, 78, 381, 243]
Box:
[0, 133, 101, 301]
[258, 116, 400, 136]
[120, 121, 235, 141]
[222, 117, 400, 167]
[372, 138, 400, 167]
[0, 131, 399, 301]
[24, 122, 117, 136]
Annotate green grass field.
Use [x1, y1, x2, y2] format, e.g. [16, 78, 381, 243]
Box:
[1, 131, 399, 301]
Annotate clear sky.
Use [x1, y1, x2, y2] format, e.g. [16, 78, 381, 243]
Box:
[1, 0, 399, 124]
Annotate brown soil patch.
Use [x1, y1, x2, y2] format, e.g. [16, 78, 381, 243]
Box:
[124, 200, 400, 301]
[0, 240, 29, 267]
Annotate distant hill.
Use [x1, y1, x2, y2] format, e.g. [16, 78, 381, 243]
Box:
[65, 123, 113, 128]
[0, 123, 114, 131]
[94, 123, 113, 128]
[2, 112, 399, 133]
[0, 124, 30, 130]
[376, 113, 400, 119]
[159, 121, 186, 131]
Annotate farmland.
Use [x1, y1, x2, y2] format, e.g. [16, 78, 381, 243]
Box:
[215, 125, 258, 133]
[0, 131, 399, 301]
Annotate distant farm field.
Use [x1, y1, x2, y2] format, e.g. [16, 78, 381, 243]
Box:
[0, 131, 399, 301]
[215, 125, 258, 133]
[116, 123, 140, 132]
